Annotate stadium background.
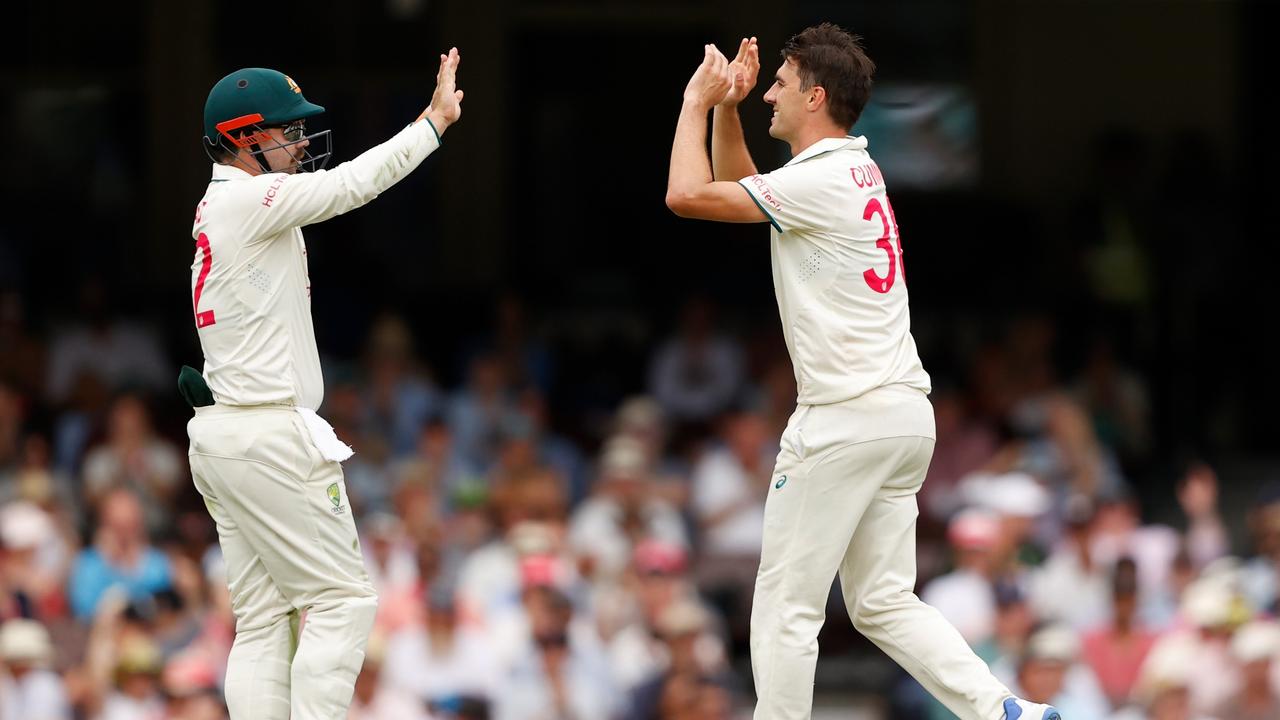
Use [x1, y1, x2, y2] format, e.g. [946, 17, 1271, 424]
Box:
[2, 1, 1278, 718]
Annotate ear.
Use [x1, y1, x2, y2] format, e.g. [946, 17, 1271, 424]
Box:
[807, 85, 827, 113]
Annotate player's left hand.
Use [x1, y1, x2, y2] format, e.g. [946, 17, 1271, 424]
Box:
[683, 44, 733, 111]
[720, 36, 760, 107]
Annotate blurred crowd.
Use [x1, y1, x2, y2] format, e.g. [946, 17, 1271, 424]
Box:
[2, 280, 1278, 720]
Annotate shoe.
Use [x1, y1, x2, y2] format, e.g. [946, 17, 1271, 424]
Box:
[1002, 697, 1062, 720]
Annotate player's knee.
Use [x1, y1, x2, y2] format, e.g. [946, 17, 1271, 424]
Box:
[335, 592, 378, 638]
[850, 586, 917, 630]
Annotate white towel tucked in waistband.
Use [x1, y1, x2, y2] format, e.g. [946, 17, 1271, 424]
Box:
[295, 407, 354, 463]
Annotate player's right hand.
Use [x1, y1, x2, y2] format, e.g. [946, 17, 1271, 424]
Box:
[683, 44, 733, 111]
[422, 47, 464, 131]
[720, 37, 760, 107]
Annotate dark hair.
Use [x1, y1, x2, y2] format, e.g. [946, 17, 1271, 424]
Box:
[781, 23, 876, 130]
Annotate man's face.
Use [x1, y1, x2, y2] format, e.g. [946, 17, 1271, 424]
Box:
[763, 59, 807, 142]
[1018, 659, 1067, 704]
[258, 126, 309, 174]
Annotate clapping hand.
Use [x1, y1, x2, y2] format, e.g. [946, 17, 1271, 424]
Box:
[683, 44, 734, 111]
[721, 37, 760, 107]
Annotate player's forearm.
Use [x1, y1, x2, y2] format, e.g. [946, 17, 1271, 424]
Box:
[252, 120, 442, 235]
[666, 102, 715, 211]
[711, 104, 757, 181]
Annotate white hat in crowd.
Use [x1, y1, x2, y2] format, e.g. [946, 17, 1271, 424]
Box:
[600, 435, 649, 479]
[960, 472, 1052, 518]
[1231, 620, 1280, 664]
[0, 501, 54, 550]
[0, 619, 54, 667]
[1023, 623, 1080, 664]
[1132, 635, 1198, 706]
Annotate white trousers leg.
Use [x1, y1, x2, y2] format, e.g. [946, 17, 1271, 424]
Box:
[750, 406, 1009, 720]
[188, 406, 378, 720]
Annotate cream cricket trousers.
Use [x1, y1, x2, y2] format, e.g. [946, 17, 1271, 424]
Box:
[750, 395, 1010, 720]
[187, 405, 377, 720]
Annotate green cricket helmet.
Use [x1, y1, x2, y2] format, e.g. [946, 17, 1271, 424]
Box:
[202, 68, 332, 172]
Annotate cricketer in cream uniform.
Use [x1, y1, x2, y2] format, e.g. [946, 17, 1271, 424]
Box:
[668, 31, 1058, 720]
[186, 52, 463, 720]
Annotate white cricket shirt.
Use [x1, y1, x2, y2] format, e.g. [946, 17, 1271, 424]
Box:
[190, 119, 442, 409]
[739, 135, 931, 408]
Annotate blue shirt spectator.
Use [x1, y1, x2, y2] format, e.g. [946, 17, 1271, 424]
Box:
[66, 488, 172, 620]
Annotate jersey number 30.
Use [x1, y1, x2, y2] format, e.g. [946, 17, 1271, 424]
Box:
[193, 233, 217, 328]
[863, 196, 905, 294]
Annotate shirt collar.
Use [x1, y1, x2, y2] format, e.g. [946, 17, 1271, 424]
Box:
[210, 162, 254, 182]
[784, 135, 868, 167]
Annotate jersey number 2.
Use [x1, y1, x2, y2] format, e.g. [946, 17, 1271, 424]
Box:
[193, 233, 217, 328]
[863, 196, 904, 294]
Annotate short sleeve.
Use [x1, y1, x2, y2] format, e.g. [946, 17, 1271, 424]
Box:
[737, 162, 830, 233]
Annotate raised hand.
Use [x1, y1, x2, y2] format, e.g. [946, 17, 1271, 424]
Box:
[423, 47, 464, 129]
[721, 37, 760, 107]
[683, 44, 733, 111]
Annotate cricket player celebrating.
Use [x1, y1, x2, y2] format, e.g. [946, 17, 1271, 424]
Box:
[185, 50, 462, 719]
[665, 26, 1061, 720]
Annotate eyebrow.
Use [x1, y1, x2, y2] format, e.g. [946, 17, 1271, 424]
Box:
[775, 74, 785, 85]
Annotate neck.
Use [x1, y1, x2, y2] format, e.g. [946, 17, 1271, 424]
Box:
[788, 121, 848, 158]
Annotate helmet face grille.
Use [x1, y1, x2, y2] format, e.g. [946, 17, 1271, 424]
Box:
[203, 123, 332, 174]
[295, 128, 332, 172]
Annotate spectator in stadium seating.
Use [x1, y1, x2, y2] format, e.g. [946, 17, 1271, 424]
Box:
[1111, 634, 1211, 720]
[81, 393, 183, 534]
[569, 436, 687, 583]
[512, 388, 587, 507]
[1087, 490, 1182, 628]
[1241, 483, 1280, 614]
[920, 387, 1000, 522]
[601, 540, 711, 697]
[1001, 393, 1126, 504]
[457, 469, 572, 627]
[1, 501, 72, 620]
[1005, 624, 1109, 719]
[160, 653, 226, 720]
[1146, 573, 1248, 714]
[348, 631, 429, 720]
[411, 417, 480, 507]
[98, 634, 165, 720]
[611, 396, 689, 510]
[0, 618, 71, 719]
[923, 509, 1002, 647]
[1071, 336, 1152, 466]
[1028, 493, 1112, 631]
[492, 583, 619, 720]
[362, 512, 420, 630]
[44, 280, 169, 408]
[691, 411, 770, 561]
[381, 585, 497, 708]
[1082, 558, 1158, 709]
[68, 488, 172, 621]
[360, 314, 442, 457]
[1174, 461, 1228, 570]
[7, 431, 81, 529]
[959, 471, 1052, 575]
[1209, 620, 1280, 720]
[690, 411, 770, 640]
[647, 298, 744, 429]
[448, 353, 519, 474]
